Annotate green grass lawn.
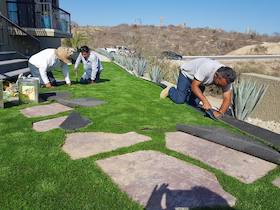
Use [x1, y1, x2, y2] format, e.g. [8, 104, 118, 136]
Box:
[0, 62, 279, 210]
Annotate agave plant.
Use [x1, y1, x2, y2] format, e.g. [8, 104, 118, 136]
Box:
[134, 58, 147, 76]
[95, 48, 114, 60]
[112, 54, 123, 66]
[149, 65, 163, 84]
[124, 57, 135, 71]
[232, 78, 268, 120]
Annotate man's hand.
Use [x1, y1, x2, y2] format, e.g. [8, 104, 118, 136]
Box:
[202, 101, 212, 110]
[45, 83, 53, 88]
[213, 111, 223, 119]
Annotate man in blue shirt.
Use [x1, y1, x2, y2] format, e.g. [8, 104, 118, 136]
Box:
[74, 46, 103, 84]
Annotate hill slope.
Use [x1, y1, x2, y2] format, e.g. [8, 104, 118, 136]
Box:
[72, 24, 280, 56]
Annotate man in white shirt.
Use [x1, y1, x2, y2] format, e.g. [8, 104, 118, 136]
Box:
[28, 47, 74, 88]
[74, 46, 103, 84]
[160, 58, 236, 118]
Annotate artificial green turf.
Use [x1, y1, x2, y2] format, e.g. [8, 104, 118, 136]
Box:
[0, 62, 279, 210]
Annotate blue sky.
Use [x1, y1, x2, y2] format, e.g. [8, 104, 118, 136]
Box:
[60, 0, 280, 34]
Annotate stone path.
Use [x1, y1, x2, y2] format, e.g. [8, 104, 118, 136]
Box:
[166, 132, 277, 184]
[62, 132, 151, 159]
[97, 151, 236, 209]
[33, 116, 67, 132]
[21, 103, 73, 118]
[272, 177, 280, 188]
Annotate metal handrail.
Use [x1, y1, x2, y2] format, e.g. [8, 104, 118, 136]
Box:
[0, 12, 40, 44]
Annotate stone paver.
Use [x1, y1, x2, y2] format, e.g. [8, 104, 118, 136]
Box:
[62, 132, 151, 159]
[272, 177, 280, 188]
[166, 132, 277, 184]
[33, 116, 67, 132]
[21, 103, 73, 118]
[97, 151, 236, 209]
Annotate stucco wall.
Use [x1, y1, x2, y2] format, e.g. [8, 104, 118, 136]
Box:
[240, 73, 280, 122]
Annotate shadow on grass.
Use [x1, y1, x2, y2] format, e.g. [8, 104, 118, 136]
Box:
[145, 184, 235, 210]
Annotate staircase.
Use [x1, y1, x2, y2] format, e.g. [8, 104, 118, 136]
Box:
[0, 51, 30, 80]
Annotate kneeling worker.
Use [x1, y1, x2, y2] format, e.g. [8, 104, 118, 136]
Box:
[160, 58, 236, 118]
[28, 47, 74, 88]
[74, 46, 103, 84]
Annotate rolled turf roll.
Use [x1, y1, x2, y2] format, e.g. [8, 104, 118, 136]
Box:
[176, 124, 280, 165]
[221, 115, 280, 150]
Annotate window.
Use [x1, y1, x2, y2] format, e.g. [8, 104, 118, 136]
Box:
[7, 0, 19, 24]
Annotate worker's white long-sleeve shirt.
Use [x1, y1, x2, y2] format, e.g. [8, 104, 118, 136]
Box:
[74, 52, 103, 80]
[28, 49, 70, 84]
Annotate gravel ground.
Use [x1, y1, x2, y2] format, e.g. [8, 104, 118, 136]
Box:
[246, 117, 280, 134]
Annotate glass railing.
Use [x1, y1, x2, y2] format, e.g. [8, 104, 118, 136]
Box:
[6, 1, 71, 33]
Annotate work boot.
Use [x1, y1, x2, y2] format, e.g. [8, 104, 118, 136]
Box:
[160, 86, 172, 99]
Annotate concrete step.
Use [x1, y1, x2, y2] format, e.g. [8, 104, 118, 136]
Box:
[0, 59, 28, 74]
[0, 67, 30, 80]
[0, 51, 19, 61]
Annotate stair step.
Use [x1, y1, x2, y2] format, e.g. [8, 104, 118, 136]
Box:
[0, 67, 30, 79]
[0, 59, 28, 74]
[0, 51, 19, 61]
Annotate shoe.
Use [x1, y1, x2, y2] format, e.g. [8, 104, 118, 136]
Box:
[160, 86, 172, 99]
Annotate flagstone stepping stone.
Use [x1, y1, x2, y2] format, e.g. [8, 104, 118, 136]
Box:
[56, 97, 105, 108]
[272, 177, 280, 188]
[21, 103, 73, 118]
[96, 151, 236, 209]
[63, 132, 151, 159]
[59, 111, 92, 131]
[33, 116, 67, 132]
[166, 132, 277, 184]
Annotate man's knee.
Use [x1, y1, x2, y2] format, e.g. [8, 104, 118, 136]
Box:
[169, 87, 187, 104]
[174, 96, 187, 104]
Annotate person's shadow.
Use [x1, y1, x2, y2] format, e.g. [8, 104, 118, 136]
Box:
[97, 78, 110, 83]
[145, 184, 235, 210]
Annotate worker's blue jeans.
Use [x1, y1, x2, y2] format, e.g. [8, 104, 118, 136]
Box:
[169, 71, 205, 107]
[29, 63, 56, 85]
[80, 71, 101, 84]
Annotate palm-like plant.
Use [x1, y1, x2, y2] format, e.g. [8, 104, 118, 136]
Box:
[63, 31, 88, 50]
[232, 78, 268, 120]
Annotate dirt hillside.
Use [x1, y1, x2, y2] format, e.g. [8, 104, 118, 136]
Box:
[228, 42, 280, 55]
[71, 24, 280, 57]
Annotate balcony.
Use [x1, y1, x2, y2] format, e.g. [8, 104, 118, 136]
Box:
[6, 1, 71, 38]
